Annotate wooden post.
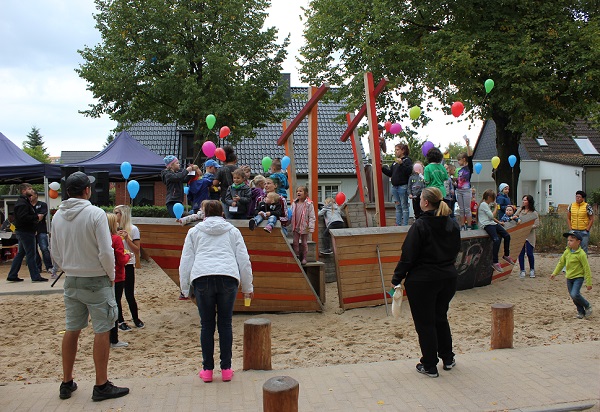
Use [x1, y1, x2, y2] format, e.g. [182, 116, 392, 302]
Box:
[491, 303, 514, 349]
[282, 119, 297, 198]
[243, 318, 272, 370]
[346, 113, 368, 203]
[263, 376, 299, 412]
[308, 86, 320, 249]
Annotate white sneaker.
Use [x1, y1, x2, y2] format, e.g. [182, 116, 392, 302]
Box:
[519, 271, 526, 279]
[111, 341, 129, 348]
[585, 305, 593, 318]
[529, 270, 535, 278]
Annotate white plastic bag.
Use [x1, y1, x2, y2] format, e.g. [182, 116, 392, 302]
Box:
[391, 285, 403, 319]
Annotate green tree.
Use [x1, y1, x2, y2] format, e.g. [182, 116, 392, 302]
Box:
[445, 142, 467, 161]
[77, 0, 289, 159]
[300, 0, 600, 196]
[103, 133, 114, 148]
[23, 146, 50, 164]
[22, 127, 50, 163]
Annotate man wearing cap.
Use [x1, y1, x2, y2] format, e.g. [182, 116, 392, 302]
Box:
[567, 190, 594, 254]
[160, 155, 194, 218]
[7, 183, 48, 282]
[188, 160, 220, 213]
[51, 172, 129, 401]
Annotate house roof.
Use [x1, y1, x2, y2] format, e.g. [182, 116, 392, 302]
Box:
[124, 86, 364, 176]
[60, 151, 100, 164]
[473, 119, 600, 166]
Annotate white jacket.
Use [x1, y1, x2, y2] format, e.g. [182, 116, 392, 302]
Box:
[179, 216, 253, 298]
[51, 198, 115, 280]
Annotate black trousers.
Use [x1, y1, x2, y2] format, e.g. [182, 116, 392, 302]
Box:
[322, 221, 344, 250]
[405, 277, 457, 369]
[117, 265, 139, 323]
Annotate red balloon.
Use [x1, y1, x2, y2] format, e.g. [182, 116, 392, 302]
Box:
[451, 101, 464, 117]
[384, 121, 392, 132]
[214, 147, 226, 161]
[335, 192, 346, 206]
[48, 189, 59, 199]
[219, 126, 230, 139]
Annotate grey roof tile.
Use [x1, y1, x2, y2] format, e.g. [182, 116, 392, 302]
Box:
[59, 151, 100, 164]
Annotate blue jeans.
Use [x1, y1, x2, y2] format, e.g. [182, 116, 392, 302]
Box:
[253, 214, 278, 228]
[36, 233, 53, 271]
[166, 202, 176, 218]
[391, 184, 409, 226]
[483, 224, 510, 263]
[518, 241, 535, 271]
[572, 230, 589, 254]
[566, 277, 590, 315]
[8, 231, 43, 280]
[193, 275, 238, 371]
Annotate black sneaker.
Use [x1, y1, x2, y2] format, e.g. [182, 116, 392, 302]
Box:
[443, 359, 456, 370]
[416, 363, 439, 378]
[134, 319, 145, 328]
[249, 219, 256, 231]
[7, 277, 24, 282]
[118, 322, 132, 331]
[32, 277, 49, 282]
[92, 381, 129, 401]
[59, 380, 77, 399]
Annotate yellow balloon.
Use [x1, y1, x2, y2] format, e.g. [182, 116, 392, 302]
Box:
[491, 156, 500, 169]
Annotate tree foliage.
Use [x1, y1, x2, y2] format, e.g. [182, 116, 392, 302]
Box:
[22, 127, 50, 163]
[300, 0, 600, 194]
[77, 0, 289, 151]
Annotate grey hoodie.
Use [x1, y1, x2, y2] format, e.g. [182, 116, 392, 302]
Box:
[50, 198, 115, 280]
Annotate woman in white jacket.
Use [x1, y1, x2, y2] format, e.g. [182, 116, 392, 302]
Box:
[179, 200, 253, 383]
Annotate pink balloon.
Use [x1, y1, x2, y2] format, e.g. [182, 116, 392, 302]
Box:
[389, 123, 402, 135]
[422, 141, 434, 157]
[202, 141, 216, 158]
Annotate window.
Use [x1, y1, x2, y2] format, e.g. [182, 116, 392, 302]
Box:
[573, 136, 599, 155]
[535, 136, 548, 147]
[182, 133, 195, 164]
[548, 183, 552, 197]
[317, 183, 342, 204]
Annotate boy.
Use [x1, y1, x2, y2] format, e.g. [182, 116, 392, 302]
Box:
[188, 160, 220, 213]
[249, 192, 282, 233]
[224, 169, 251, 219]
[269, 158, 289, 199]
[499, 205, 520, 223]
[551, 231, 593, 319]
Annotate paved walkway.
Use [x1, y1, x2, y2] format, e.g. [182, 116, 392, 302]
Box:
[1, 341, 598, 411]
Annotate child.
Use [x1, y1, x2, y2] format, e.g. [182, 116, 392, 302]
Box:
[161, 155, 195, 217]
[224, 169, 252, 219]
[269, 158, 289, 199]
[496, 183, 511, 220]
[107, 213, 132, 349]
[443, 163, 457, 218]
[248, 175, 266, 218]
[499, 205, 520, 223]
[470, 188, 479, 229]
[408, 162, 425, 220]
[241, 165, 252, 186]
[249, 192, 282, 233]
[456, 139, 474, 230]
[188, 160, 220, 213]
[318, 197, 345, 254]
[479, 189, 516, 272]
[551, 231, 593, 319]
[291, 186, 315, 265]
[423, 147, 448, 197]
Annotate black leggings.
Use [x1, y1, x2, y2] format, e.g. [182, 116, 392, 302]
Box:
[323, 221, 345, 249]
[117, 265, 139, 323]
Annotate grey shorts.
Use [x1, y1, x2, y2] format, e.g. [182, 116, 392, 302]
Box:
[63, 276, 117, 334]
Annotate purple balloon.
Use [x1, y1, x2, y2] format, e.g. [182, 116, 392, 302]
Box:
[202, 141, 216, 158]
[422, 141, 434, 157]
[389, 123, 402, 135]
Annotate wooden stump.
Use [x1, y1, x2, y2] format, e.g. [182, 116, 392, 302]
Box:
[263, 376, 299, 412]
[491, 303, 514, 349]
[243, 318, 272, 370]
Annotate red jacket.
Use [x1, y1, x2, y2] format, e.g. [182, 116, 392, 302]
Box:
[111, 234, 130, 283]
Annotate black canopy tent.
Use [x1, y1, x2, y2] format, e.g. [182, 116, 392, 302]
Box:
[0, 132, 61, 184]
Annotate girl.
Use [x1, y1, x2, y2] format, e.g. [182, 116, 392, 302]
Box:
[455, 139, 474, 230]
[515, 195, 540, 279]
[214, 145, 238, 218]
[249, 192, 282, 233]
[114, 205, 144, 330]
[408, 162, 425, 220]
[423, 147, 448, 197]
[160, 155, 194, 218]
[257, 177, 289, 232]
[107, 213, 132, 349]
[291, 186, 315, 265]
[318, 197, 345, 254]
[478, 189, 515, 273]
[247, 175, 266, 218]
[443, 163, 457, 218]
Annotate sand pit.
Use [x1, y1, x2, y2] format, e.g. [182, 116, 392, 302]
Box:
[0, 253, 597, 385]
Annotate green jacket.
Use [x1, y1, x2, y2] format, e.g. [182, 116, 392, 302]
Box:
[552, 246, 592, 287]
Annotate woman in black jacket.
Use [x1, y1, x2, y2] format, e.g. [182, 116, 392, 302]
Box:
[392, 187, 461, 378]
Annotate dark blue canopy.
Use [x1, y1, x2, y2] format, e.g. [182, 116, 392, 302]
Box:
[0, 132, 61, 183]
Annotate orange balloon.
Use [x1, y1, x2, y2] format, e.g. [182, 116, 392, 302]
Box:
[48, 189, 59, 199]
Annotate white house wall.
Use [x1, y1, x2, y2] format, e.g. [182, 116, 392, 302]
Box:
[538, 161, 584, 210]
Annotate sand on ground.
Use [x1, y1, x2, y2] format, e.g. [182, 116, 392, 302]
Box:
[0, 253, 598, 384]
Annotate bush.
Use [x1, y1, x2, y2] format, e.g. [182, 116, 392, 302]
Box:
[99, 205, 171, 217]
[536, 213, 599, 252]
[588, 188, 600, 206]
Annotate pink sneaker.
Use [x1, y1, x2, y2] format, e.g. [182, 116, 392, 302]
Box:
[491, 263, 503, 272]
[221, 369, 234, 382]
[264, 225, 273, 233]
[199, 369, 213, 382]
[502, 256, 516, 265]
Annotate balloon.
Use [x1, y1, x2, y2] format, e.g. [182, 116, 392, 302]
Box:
[206, 114, 216, 130]
[409, 106, 421, 120]
[127, 180, 140, 199]
[451, 101, 464, 117]
[389, 123, 402, 135]
[49, 182, 60, 191]
[335, 192, 346, 206]
[48, 189, 59, 199]
[173, 203, 184, 219]
[474, 162, 482, 174]
[202, 141, 216, 158]
[491, 156, 500, 169]
[262, 156, 272, 173]
[120, 161, 132, 180]
[183, 186, 189, 195]
[508, 155, 517, 168]
[422, 141, 434, 157]
[219, 126, 230, 139]
[485, 79, 495, 94]
[214, 147, 226, 161]
[281, 156, 291, 170]
[384, 121, 392, 132]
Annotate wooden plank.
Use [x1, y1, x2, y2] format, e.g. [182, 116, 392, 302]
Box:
[277, 83, 329, 146]
[340, 78, 389, 142]
[364, 72, 385, 227]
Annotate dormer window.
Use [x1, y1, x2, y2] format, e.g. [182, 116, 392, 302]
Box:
[573, 136, 599, 155]
[535, 136, 548, 147]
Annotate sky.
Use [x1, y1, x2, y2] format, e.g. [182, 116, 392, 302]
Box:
[0, 0, 481, 158]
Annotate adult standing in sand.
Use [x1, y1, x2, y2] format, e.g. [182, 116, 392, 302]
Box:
[391, 187, 461, 378]
[567, 190, 594, 254]
[51, 172, 129, 401]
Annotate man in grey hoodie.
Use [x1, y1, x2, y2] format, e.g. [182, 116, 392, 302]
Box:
[51, 172, 129, 402]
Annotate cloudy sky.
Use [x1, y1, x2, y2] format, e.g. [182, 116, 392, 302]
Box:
[0, 0, 480, 157]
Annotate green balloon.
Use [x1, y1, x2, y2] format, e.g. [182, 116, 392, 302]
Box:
[262, 156, 272, 173]
[206, 114, 216, 130]
[409, 106, 421, 120]
[485, 79, 494, 94]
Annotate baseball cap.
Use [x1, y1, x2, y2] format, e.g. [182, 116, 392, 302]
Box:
[205, 159, 221, 169]
[65, 171, 95, 195]
[563, 231, 583, 241]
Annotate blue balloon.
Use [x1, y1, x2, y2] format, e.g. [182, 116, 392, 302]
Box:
[287, 207, 292, 220]
[120, 161, 132, 180]
[474, 162, 482, 175]
[173, 203, 184, 219]
[508, 155, 517, 168]
[281, 156, 291, 170]
[127, 180, 140, 199]
[183, 186, 189, 195]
